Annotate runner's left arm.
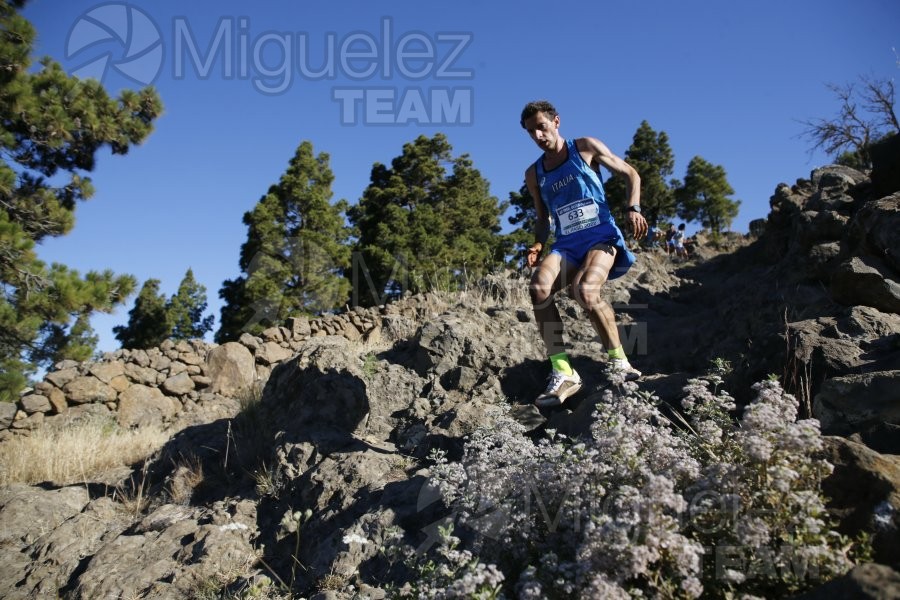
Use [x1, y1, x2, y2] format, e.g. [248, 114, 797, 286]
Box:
[578, 137, 647, 239]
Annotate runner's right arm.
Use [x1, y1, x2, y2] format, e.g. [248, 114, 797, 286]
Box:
[525, 165, 550, 268]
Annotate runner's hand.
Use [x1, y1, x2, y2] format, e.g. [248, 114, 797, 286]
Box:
[628, 212, 648, 240]
[526, 243, 543, 267]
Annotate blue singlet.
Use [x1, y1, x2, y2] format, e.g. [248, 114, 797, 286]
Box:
[534, 139, 635, 279]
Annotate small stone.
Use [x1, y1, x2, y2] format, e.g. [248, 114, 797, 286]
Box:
[162, 372, 195, 396]
[0, 402, 17, 428]
[88, 362, 125, 384]
[45, 367, 78, 388]
[11, 411, 43, 430]
[20, 394, 51, 414]
[47, 388, 67, 414]
[238, 332, 260, 350]
[261, 327, 283, 342]
[63, 377, 117, 404]
[109, 375, 131, 393]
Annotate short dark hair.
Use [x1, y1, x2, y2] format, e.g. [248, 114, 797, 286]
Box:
[520, 100, 558, 128]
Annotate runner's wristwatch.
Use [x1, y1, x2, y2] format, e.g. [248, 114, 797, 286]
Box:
[627, 205, 642, 214]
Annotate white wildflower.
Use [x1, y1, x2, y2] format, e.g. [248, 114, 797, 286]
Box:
[741, 434, 773, 461]
[342, 533, 369, 546]
[723, 568, 746, 584]
[584, 573, 630, 599]
[735, 516, 770, 547]
[681, 576, 703, 598]
[697, 420, 723, 444]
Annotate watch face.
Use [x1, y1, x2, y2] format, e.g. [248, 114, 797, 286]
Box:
[630, 205, 641, 213]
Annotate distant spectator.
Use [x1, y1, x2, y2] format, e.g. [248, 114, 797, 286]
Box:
[684, 234, 697, 257]
[674, 223, 688, 258]
[665, 223, 677, 255]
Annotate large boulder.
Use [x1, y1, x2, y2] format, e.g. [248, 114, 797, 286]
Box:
[806, 241, 842, 281]
[415, 318, 472, 377]
[847, 192, 900, 273]
[870, 133, 900, 198]
[820, 436, 900, 569]
[265, 339, 371, 446]
[814, 371, 900, 435]
[795, 210, 849, 249]
[413, 305, 540, 380]
[0, 485, 91, 600]
[206, 342, 256, 397]
[831, 255, 900, 314]
[781, 312, 892, 402]
[809, 164, 868, 189]
[0, 485, 90, 547]
[117, 384, 181, 428]
[794, 563, 900, 600]
[12, 498, 129, 599]
[70, 501, 258, 600]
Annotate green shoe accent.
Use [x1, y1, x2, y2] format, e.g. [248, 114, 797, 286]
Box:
[549, 352, 573, 375]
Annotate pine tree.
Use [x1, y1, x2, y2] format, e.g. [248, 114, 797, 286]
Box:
[0, 2, 162, 400]
[37, 312, 98, 364]
[441, 153, 508, 277]
[347, 133, 505, 306]
[112, 280, 170, 349]
[503, 183, 541, 268]
[112, 269, 214, 349]
[65, 314, 100, 360]
[216, 141, 350, 342]
[677, 156, 741, 234]
[604, 121, 678, 224]
[167, 268, 214, 340]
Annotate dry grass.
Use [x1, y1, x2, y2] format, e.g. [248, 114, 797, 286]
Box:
[114, 461, 151, 518]
[166, 454, 205, 504]
[0, 416, 169, 487]
[252, 462, 284, 499]
[317, 571, 349, 592]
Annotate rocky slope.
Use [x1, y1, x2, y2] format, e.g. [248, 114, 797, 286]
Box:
[0, 163, 898, 599]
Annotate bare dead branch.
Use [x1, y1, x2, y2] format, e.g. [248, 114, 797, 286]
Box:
[798, 75, 898, 167]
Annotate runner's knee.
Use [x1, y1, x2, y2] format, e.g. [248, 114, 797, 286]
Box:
[529, 275, 554, 305]
[531, 283, 554, 305]
[571, 280, 602, 310]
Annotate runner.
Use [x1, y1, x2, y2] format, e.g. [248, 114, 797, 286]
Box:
[521, 100, 647, 407]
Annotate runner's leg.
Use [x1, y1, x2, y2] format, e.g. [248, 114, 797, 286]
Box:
[570, 244, 620, 351]
[530, 252, 577, 355]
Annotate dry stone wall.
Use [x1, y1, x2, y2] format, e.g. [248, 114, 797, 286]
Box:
[1, 294, 448, 440]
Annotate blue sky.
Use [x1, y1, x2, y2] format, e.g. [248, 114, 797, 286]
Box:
[22, 0, 900, 352]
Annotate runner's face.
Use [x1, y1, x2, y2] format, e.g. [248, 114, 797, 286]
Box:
[524, 112, 560, 150]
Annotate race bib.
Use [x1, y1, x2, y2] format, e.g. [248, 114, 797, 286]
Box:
[557, 198, 600, 236]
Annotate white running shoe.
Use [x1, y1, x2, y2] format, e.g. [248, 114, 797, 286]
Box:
[535, 369, 583, 408]
[608, 358, 642, 381]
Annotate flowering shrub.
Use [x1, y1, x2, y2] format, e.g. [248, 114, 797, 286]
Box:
[388, 523, 505, 599]
[417, 369, 861, 599]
